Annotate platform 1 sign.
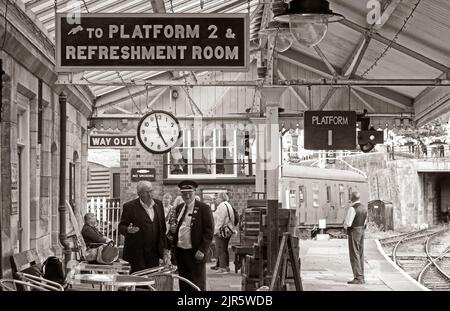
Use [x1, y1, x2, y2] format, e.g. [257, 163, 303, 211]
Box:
[131, 168, 156, 182]
[56, 13, 249, 71]
[304, 111, 356, 150]
[89, 135, 136, 148]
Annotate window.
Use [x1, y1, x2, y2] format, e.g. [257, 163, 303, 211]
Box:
[167, 128, 241, 178]
[312, 183, 319, 208]
[289, 190, 297, 208]
[326, 186, 331, 203]
[299, 186, 305, 203]
[339, 184, 345, 207]
[348, 187, 353, 202]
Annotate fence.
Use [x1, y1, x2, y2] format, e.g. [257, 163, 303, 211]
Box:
[87, 197, 122, 246]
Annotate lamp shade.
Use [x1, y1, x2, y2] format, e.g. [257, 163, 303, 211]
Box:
[273, 0, 344, 47]
[259, 21, 294, 52]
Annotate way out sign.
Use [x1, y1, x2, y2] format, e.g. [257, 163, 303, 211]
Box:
[56, 13, 249, 71]
[89, 135, 136, 148]
[304, 111, 357, 150]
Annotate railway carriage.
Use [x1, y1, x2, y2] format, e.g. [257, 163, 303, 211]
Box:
[280, 165, 369, 227]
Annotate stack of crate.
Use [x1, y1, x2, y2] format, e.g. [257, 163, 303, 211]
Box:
[240, 201, 297, 290]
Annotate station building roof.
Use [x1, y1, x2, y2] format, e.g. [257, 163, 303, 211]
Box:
[12, 0, 450, 124]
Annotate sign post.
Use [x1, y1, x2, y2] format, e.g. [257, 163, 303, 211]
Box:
[56, 13, 249, 71]
[304, 111, 357, 150]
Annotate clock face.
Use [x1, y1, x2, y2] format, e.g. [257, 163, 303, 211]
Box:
[137, 110, 182, 154]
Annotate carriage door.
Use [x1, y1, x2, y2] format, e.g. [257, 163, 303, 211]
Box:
[298, 185, 306, 224]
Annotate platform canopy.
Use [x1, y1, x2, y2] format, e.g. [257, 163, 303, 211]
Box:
[17, 0, 450, 125]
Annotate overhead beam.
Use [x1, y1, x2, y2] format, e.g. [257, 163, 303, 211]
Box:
[342, 36, 371, 77]
[340, 19, 450, 74]
[414, 84, 450, 126]
[351, 89, 376, 112]
[342, 0, 401, 78]
[278, 49, 414, 109]
[277, 70, 308, 109]
[313, 46, 338, 77]
[150, 0, 166, 13]
[318, 87, 339, 110]
[146, 86, 169, 110]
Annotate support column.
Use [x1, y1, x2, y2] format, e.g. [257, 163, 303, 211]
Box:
[260, 87, 285, 277]
[58, 93, 71, 271]
[252, 118, 266, 194]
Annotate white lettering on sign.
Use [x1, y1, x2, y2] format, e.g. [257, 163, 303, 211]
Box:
[311, 116, 349, 126]
[107, 24, 200, 39]
[67, 45, 190, 60]
[91, 137, 111, 146]
[90, 136, 135, 147]
[328, 130, 332, 146]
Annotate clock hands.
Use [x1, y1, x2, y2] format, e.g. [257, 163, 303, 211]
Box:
[155, 114, 168, 146]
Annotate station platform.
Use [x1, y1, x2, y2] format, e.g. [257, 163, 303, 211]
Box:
[206, 239, 428, 291]
[299, 239, 428, 291]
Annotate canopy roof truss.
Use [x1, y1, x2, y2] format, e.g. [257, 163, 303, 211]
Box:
[12, 0, 450, 123]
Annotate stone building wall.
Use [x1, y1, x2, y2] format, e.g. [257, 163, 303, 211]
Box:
[0, 2, 92, 277]
[338, 153, 437, 230]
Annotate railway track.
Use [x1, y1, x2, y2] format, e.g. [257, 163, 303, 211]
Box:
[379, 226, 450, 291]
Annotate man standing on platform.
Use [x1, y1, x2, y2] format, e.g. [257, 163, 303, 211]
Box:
[344, 191, 368, 284]
[171, 180, 214, 291]
[119, 181, 170, 273]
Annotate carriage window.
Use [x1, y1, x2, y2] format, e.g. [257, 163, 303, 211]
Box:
[299, 186, 305, 203]
[312, 183, 319, 208]
[348, 187, 352, 201]
[289, 190, 297, 208]
[326, 186, 331, 203]
[339, 184, 345, 207]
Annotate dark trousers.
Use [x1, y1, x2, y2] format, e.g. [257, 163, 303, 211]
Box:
[214, 236, 231, 268]
[129, 247, 160, 274]
[348, 227, 365, 281]
[176, 248, 206, 291]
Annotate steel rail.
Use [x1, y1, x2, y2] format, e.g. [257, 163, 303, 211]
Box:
[417, 228, 450, 286]
[392, 228, 448, 266]
[54, 78, 450, 87]
[379, 229, 426, 247]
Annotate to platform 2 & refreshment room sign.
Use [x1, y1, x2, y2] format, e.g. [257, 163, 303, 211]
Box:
[89, 135, 136, 148]
[304, 111, 357, 150]
[56, 13, 249, 71]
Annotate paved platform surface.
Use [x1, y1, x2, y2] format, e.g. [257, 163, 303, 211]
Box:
[71, 239, 428, 291]
[299, 239, 428, 291]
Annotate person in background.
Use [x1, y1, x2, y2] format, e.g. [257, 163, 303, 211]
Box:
[118, 181, 170, 273]
[162, 193, 174, 226]
[81, 213, 112, 247]
[211, 192, 234, 273]
[171, 180, 214, 291]
[345, 192, 368, 285]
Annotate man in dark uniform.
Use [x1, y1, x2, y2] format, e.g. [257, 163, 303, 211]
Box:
[171, 180, 214, 291]
[346, 191, 368, 284]
[119, 181, 170, 273]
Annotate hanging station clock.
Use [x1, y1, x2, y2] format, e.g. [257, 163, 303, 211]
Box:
[137, 110, 182, 154]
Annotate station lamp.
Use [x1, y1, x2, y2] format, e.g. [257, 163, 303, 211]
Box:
[259, 21, 294, 52]
[273, 0, 344, 47]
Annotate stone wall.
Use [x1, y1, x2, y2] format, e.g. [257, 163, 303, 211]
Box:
[0, 52, 90, 277]
[337, 153, 433, 229]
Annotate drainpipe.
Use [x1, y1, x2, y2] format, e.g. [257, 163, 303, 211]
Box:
[0, 59, 4, 278]
[58, 92, 71, 271]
